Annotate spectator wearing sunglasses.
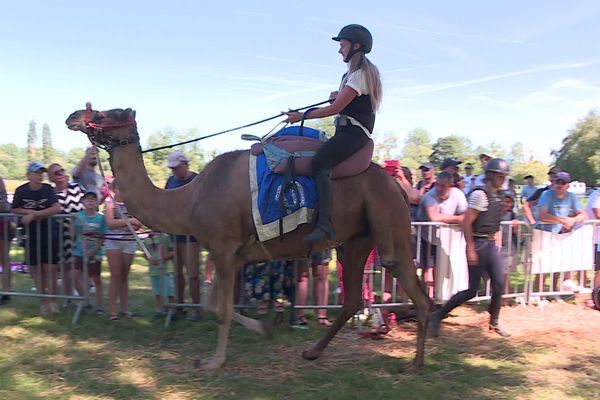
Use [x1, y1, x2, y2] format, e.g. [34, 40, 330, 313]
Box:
[48, 163, 86, 307]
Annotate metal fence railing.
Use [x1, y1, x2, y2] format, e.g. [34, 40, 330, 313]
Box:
[1, 213, 597, 326]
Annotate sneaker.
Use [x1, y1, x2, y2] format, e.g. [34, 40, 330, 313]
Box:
[203, 280, 212, 289]
[428, 310, 442, 337]
[0, 294, 10, 305]
[489, 323, 511, 338]
[96, 309, 106, 316]
[61, 300, 72, 310]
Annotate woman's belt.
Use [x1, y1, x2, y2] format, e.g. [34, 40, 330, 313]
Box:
[473, 232, 496, 240]
[334, 115, 372, 138]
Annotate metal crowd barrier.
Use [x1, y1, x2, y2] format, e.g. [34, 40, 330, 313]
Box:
[2, 214, 597, 327]
[0, 213, 88, 324]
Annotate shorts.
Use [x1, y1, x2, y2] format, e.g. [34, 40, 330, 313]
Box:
[25, 231, 60, 265]
[150, 273, 175, 297]
[418, 238, 437, 268]
[74, 256, 102, 277]
[104, 238, 138, 254]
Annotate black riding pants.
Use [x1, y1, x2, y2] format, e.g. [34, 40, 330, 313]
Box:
[311, 125, 370, 172]
[438, 239, 505, 323]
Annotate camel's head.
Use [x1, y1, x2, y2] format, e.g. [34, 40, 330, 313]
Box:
[66, 104, 138, 152]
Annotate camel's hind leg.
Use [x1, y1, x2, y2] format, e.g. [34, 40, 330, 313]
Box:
[302, 236, 372, 361]
[380, 239, 432, 373]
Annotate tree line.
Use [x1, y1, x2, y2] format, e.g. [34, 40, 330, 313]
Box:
[2, 110, 599, 187]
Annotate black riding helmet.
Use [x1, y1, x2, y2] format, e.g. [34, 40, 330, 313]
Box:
[332, 24, 372, 62]
[485, 158, 510, 175]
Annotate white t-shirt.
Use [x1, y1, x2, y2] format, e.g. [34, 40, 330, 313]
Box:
[416, 187, 467, 221]
[342, 69, 367, 96]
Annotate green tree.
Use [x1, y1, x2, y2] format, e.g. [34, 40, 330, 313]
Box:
[0, 144, 28, 179]
[27, 120, 37, 161]
[373, 132, 399, 163]
[507, 142, 525, 166]
[553, 110, 600, 185]
[143, 128, 213, 186]
[511, 160, 549, 185]
[430, 135, 473, 168]
[400, 127, 433, 170]
[41, 123, 56, 165]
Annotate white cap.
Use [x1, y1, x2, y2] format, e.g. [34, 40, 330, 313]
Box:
[167, 150, 188, 168]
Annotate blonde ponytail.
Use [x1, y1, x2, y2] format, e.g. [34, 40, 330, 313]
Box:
[348, 53, 382, 111]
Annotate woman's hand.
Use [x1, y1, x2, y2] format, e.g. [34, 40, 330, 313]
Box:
[282, 111, 303, 124]
[129, 217, 143, 230]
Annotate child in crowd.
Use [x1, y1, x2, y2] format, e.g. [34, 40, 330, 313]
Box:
[72, 191, 107, 314]
[142, 231, 176, 317]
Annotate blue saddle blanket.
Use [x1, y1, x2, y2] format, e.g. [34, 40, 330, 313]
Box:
[250, 126, 323, 241]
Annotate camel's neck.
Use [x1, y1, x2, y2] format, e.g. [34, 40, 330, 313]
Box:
[109, 144, 196, 235]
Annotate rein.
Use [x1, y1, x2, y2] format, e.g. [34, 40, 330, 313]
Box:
[83, 99, 330, 154]
[140, 99, 331, 154]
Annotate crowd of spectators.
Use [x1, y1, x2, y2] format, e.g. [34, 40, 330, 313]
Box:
[1, 148, 599, 325]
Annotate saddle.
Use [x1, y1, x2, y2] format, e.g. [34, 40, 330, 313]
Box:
[249, 126, 373, 241]
[250, 135, 374, 178]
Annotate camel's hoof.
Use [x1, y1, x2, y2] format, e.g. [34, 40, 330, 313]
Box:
[400, 360, 423, 374]
[260, 318, 274, 339]
[193, 358, 224, 371]
[301, 348, 322, 361]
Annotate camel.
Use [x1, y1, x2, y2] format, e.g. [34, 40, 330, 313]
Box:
[65, 106, 431, 372]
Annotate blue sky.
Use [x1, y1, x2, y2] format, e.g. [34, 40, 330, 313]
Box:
[1, 1, 599, 163]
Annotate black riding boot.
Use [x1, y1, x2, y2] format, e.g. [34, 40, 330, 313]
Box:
[304, 169, 335, 243]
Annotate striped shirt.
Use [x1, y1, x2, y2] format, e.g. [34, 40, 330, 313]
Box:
[55, 182, 85, 262]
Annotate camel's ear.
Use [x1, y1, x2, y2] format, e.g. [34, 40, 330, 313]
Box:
[122, 108, 135, 121]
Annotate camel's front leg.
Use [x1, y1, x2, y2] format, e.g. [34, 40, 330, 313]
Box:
[204, 269, 272, 339]
[195, 258, 237, 370]
[303, 237, 372, 360]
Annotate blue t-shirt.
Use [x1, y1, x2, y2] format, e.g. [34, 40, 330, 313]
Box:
[165, 172, 198, 243]
[520, 184, 537, 201]
[537, 190, 581, 233]
[73, 210, 108, 259]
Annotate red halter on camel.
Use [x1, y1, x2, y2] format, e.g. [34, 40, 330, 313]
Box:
[83, 102, 139, 152]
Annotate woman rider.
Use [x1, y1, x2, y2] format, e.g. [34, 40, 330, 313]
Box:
[284, 24, 382, 244]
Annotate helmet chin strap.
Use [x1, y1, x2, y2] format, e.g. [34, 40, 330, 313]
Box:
[344, 44, 364, 63]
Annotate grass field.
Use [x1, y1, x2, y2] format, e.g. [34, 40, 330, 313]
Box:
[1, 255, 599, 400]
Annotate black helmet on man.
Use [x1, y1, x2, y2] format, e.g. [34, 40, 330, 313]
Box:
[485, 158, 510, 175]
[332, 24, 373, 62]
